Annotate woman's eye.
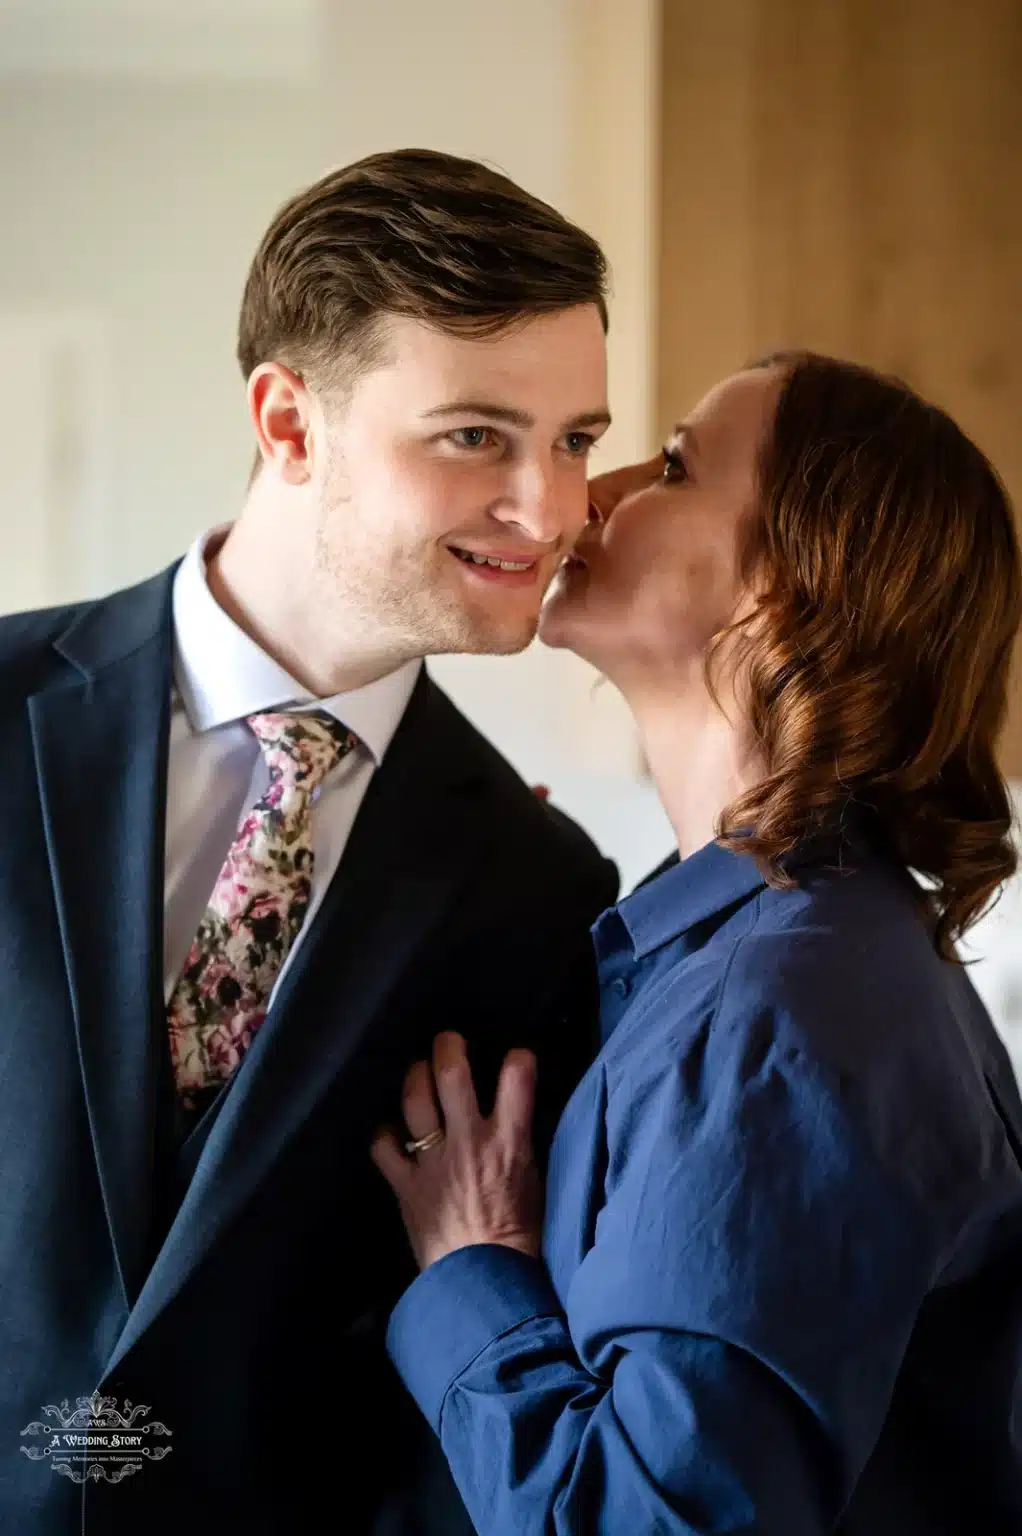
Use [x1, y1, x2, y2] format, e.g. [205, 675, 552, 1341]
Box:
[450, 426, 496, 450]
[662, 446, 687, 483]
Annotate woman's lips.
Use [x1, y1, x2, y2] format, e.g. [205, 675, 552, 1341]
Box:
[561, 549, 592, 577]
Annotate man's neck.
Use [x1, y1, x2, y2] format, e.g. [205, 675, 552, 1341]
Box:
[627, 676, 765, 863]
[206, 505, 411, 698]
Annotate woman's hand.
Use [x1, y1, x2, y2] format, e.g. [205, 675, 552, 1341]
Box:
[371, 1031, 543, 1272]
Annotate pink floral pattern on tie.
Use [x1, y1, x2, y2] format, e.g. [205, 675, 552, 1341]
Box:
[167, 711, 359, 1108]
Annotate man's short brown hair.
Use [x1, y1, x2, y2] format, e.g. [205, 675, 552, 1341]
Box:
[237, 147, 608, 392]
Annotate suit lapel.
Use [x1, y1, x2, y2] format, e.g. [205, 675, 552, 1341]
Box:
[28, 570, 175, 1310]
[106, 674, 488, 1374]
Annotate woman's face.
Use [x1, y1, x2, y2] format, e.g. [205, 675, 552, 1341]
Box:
[540, 367, 782, 689]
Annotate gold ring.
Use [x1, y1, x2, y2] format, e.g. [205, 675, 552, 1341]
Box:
[403, 1127, 445, 1156]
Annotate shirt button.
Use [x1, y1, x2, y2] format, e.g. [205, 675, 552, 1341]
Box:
[610, 976, 631, 998]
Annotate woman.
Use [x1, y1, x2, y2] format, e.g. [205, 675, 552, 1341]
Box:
[371, 353, 1022, 1534]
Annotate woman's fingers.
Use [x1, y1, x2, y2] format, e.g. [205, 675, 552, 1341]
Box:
[370, 1126, 411, 1192]
[493, 1048, 538, 1144]
[402, 1057, 442, 1143]
[371, 1037, 544, 1271]
[432, 1031, 481, 1131]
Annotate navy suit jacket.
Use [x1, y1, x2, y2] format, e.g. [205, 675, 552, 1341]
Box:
[0, 566, 618, 1535]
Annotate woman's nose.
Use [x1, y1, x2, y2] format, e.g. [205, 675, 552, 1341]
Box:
[586, 470, 624, 525]
[588, 455, 663, 523]
[587, 464, 638, 524]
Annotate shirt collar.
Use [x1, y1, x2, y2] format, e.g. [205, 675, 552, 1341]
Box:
[602, 819, 875, 963]
[605, 837, 769, 961]
[171, 524, 421, 764]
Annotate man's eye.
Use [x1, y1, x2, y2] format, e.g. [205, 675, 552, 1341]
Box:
[563, 431, 596, 457]
[450, 427, 496, 449]
[663, 446, 688, 483]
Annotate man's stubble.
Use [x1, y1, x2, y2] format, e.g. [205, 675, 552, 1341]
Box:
[310, 465, 538, 665]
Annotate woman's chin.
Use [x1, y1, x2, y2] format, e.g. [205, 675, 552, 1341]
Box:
[539, 567, 612, 667]
[537, 585, 580, 651]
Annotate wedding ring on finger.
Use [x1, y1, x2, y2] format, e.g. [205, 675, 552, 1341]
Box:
[403, 1127, 445, 1156]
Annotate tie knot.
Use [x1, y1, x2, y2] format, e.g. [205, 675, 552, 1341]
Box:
[246, 710, 359, 795]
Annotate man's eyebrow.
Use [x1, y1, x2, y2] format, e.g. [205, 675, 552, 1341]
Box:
[567, 409, 613, 431]
[421, 400, 533, 427]
[420, 401, 612, 432]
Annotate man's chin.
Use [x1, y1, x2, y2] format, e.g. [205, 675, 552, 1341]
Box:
[473, 616, 540, 656]
[429, 610, 540, 658]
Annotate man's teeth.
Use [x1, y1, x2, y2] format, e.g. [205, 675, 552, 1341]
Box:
[454, 550, 533, 571]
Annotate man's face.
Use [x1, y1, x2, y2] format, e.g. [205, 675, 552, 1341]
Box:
[310, 306, 609, 658]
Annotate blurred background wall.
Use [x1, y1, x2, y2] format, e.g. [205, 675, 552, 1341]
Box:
[659, 0, 1022, 772]
[0, 0, 1018, 1070]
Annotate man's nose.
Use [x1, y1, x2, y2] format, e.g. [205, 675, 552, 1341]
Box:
[496, 462, 583, 546]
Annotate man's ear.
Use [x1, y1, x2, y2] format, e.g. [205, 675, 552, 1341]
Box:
[247, 362, 314, 485]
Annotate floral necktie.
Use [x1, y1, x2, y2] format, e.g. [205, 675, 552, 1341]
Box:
[167, 710, 359, 1110]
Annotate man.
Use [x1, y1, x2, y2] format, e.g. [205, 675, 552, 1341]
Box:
[0, 148, 618, 1534]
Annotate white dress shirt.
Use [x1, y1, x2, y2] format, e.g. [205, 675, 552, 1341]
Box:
[163, 527, 421, 1004]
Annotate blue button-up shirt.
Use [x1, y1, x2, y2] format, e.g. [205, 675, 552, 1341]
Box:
[388, 834, 1022, 1534]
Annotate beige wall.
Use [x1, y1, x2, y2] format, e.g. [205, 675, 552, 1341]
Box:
[658, 0, 1022, 772]
[0, 79, 325, 589]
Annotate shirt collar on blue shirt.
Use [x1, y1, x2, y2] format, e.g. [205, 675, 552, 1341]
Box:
[602, 819, 874, 963]
[602, 837, 769, 962]
[171, 524, 421, 764]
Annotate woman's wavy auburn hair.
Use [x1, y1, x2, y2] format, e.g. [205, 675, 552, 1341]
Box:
[715, 351, 1022, 958]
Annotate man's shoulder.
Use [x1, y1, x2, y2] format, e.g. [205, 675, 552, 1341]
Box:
[0, 596, 92, 700]
[0, 567, 176, 703]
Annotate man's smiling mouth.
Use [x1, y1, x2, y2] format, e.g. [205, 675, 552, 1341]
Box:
[448, 547, 538, 573]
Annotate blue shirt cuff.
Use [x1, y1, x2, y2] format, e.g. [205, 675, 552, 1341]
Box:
[386, 1243, 562, 1432]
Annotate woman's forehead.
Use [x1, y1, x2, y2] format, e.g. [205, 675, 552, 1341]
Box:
[679, 369, 782, 467]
